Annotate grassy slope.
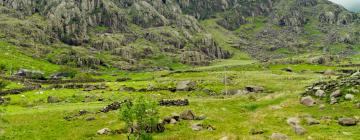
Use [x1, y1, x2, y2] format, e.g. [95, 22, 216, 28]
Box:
[0, 41, 60, 75]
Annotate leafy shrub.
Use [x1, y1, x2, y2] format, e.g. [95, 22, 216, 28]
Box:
[119, 96, 160, 140]
[73, 73, 93, 80]
[56, 67, 78, 78]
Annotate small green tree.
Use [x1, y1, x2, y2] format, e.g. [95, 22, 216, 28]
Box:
[119, 96, 160, 140]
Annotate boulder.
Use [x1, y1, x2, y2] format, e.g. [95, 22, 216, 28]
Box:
[85, 116, 96, 121]
[293, 125, 306, 135]
[191, 123, 203, 131]
[319, 104, 326, 110]
[245, 85, 264, 93]
[14, 69, 45, 79]
[180, 110, 196, 120]
[287, 117, 300, 126]
[306, 117, 320, 125]
[330, 97, 338, 105]
[176, 80, 197, 91]
[47, 96, 60, 103]
[97, 128, 112, 135]
[79, 110, 88, 115]
[330, 90, 341, 98]
[338, 118, 357, 126]
[300, 96, 316, 107]
[206, 125, 216, 131]
[170, 118, 177, 124]
[250, 129, 264, 135]
[270, 133, 289, 140]
[315, 90, 325, 98]
[344, 94, 354, 100]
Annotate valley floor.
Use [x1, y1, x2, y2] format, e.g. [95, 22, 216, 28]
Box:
[0, 61, 360, 140]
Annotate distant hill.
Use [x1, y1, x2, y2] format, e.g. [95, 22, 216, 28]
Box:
[0, 0, 359, 70]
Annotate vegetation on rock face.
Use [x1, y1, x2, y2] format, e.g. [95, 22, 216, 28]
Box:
[0, 0, 358, 70]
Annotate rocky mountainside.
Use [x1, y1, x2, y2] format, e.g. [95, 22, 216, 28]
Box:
[0, 0, 359, 70]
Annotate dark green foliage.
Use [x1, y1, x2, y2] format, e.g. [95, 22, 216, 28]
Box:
[0, 64, 6, 72]
[0, 80, 8, 91]
[119, 96, 159, 140]
[56, 67, 78, 78]
[73, 73, 93, 81]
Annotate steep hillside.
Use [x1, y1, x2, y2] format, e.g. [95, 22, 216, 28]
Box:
[0, 0, 359, 71]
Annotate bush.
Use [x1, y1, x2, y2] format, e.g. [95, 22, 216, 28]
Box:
[57, 67, 78, 78]
[73, 73, 93, 80]
[119, 96, 160, 140]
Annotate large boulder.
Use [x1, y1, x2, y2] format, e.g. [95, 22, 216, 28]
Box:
[97, 128, 112, 135]
[293, 125, 306, 135]
[270, 133, 289, 140]
[245, 85, 264, 93]
[338, 118, 357, 126]
[180, 110, 196, 120]
[300, 96, 316, 107]
[306, 117, 320, 125]
[176, 81, 197, 91]
[191, 123, 203, 131]
[330, 90, 341, 98]
[15, 69, 45, 79]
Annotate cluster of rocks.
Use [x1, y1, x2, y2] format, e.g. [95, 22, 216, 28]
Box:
[222, 85, 264, 96]
[0, 85, 40, 96]
[47, 84, 107, 91]
[100, 101, 125, 113]
[14, 69, 45, 80]
[176, 80, 197, 91]
[302, 72, 359, 105]
[64, 110, 93, 121]
[119, 80, 198, 93]
[159, 99, 189, 106]
[162, 110, 210, 131]
[287, 117, 306, 135]
[270, 115, 357, 139]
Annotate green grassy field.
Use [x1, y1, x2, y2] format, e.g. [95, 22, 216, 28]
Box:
[1, 57, 359, 140]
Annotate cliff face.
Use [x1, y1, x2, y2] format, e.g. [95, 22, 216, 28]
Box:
[0, 0, 359, 69]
